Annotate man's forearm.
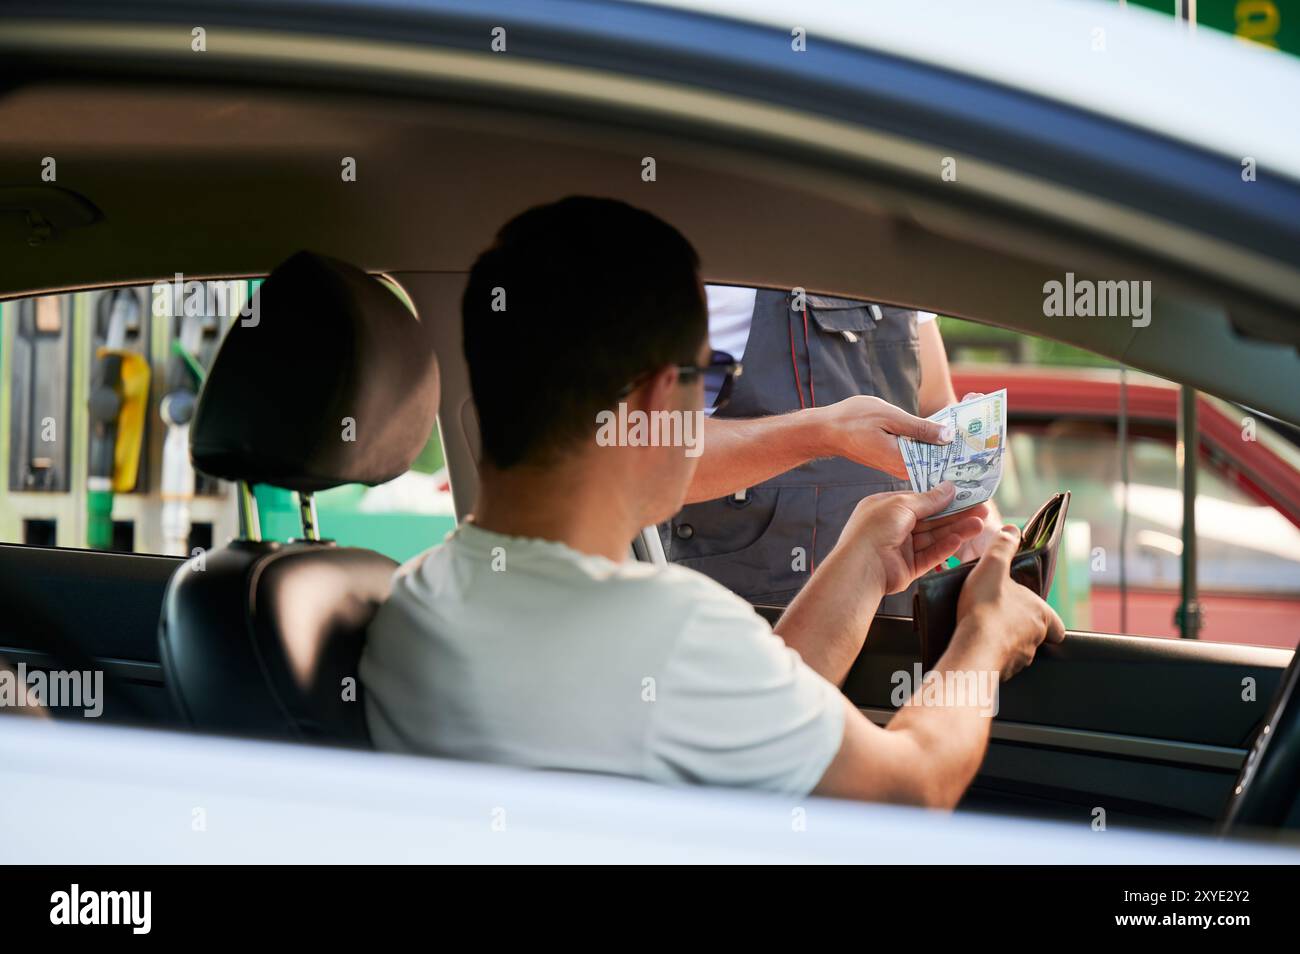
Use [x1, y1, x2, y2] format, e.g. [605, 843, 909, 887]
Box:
[882, 618, 1004, 807]
[773, 541, 886, 686]
[684, 412, 828, 505]
[815, 626, 1002, 808]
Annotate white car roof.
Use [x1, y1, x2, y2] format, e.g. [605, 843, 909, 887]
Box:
[638, 0, 1300, 182]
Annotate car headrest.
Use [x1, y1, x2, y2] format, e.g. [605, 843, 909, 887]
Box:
[191, 251, 439, 492]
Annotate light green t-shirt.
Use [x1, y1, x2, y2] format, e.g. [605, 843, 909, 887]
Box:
[361, 522, 845, 796]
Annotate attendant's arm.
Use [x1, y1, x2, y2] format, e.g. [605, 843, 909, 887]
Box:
[685, 397, 952, 505]
[684, 413, 825, 505]
[917, 319, 959, 417]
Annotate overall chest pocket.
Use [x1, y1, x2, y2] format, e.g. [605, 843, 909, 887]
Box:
[805, 297, 920, 414]
[663, 485, 818, 603]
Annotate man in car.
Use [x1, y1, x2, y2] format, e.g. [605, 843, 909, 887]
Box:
[667, 287, 1001, 609]
[360, 196, 1063, 807]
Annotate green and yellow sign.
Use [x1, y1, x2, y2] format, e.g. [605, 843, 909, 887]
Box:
[1122, 0, 1299, 57]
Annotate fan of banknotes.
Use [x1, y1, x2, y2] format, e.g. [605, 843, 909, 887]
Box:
[897, 389, 1007, 517]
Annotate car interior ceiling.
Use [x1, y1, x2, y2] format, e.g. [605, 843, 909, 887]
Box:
[0, 80, 1297, 423]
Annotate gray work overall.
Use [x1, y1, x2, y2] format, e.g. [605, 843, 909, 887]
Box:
[663, 290, 921, 611]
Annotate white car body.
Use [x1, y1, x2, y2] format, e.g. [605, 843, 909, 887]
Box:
[4, 718, 1295, 863]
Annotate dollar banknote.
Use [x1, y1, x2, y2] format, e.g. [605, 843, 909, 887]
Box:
[897, 389, 1006, 516]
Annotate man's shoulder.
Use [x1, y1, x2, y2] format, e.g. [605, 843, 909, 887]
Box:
[551, 557, 770, 639]
[649, 562, 762, 612]
[382, 531, 760, 625]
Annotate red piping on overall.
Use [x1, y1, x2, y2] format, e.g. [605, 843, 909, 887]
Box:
[789, 304, 820, 572]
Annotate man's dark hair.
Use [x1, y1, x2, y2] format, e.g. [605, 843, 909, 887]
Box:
[463, 196, 707, 469]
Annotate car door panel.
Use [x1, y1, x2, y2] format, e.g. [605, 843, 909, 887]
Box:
[755, 607, 1290, 825]
[0, 543, 179, 722]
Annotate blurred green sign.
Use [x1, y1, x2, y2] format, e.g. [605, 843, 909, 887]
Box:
[1122, 0, 1299, 57]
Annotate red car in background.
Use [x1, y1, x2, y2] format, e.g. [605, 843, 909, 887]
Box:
[952, 366, 1300, 649]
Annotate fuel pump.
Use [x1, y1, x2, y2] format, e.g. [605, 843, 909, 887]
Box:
[157, 304, 222, 556]
[86, 289, 150, 550]
[159, 389, 196, 556]
[7, 295, 73, 495]
[4, 295, 74, 547]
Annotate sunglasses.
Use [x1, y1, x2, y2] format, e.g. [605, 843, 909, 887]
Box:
[618, 350, 744, 412]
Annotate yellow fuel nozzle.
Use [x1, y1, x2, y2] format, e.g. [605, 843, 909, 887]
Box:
[91, 348, 151, 493]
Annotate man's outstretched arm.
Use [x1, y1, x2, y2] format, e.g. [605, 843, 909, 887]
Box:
[685, 396, 953, 505]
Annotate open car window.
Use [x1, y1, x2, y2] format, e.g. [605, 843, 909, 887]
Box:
[685, 297, 1300, 650]
[944, 316, 1300, 648]
[0, 283, 454, 561]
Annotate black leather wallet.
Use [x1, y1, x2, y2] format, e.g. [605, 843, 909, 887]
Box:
[912, 492, 1071, 671]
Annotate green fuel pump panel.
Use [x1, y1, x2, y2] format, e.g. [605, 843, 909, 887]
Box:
[1118, 1, 1300, 56]
[85, 287, 151, 550]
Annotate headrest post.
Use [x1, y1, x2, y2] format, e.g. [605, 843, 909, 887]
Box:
[298, 491, 321, 541]
[237, 481, 262, 541]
